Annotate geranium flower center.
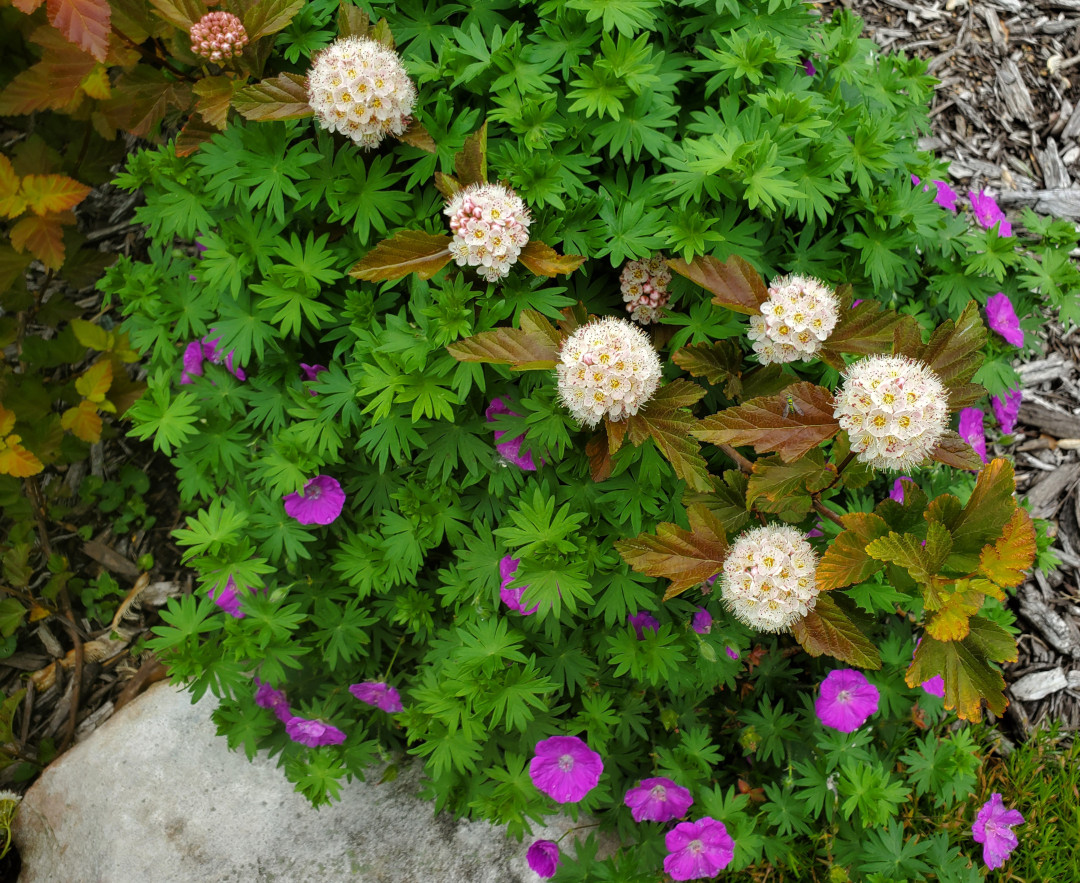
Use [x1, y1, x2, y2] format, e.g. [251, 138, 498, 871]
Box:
[837, 689, 851, 703]
[558, 753, 575, 772]
[688, 839, 704, 855]
[307, 485, 323, 500]
[649, 785, 668, 801]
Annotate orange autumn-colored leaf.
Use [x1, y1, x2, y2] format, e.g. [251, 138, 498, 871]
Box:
[979, 507, 1036, 588]
[61, 399, 102, 442]
[20, 174, 91, 215]
[667, 253, 768, 316]
[0, 155, 26, 219]
[0, 404, 16, 438]
[47, 0, 112, 61]
[925, 588, 983, 642]
[10, 213, 71, 270]
[13, 0, 46, 11]
[0, 434, 44, 477]
[517, 240, 587, 277]
[75, 359, 113, 402]
[454, 123, 487, 187]
[397, 119, 437, 153]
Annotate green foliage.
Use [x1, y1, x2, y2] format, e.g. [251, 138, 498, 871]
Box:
[97, 0, 1080, 877]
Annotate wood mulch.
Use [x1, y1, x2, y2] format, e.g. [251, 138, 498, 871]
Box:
[829, 0, 1080, 739]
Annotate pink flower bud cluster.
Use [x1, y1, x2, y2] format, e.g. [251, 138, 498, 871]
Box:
[307, 36, 417, 149]
[189, 12, 248, 63]
[833, 354, 949, 471]
[720, 524, 819, 632]
[445, 183, 531, 282]
[556, 316, 662, 427]
[620, 256, 672, 324]
[748, 275, 839, 364]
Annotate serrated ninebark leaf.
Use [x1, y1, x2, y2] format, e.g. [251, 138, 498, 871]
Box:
[148, 0, 204, 29]
[672, 341, 742, 394]
[175, 113, 219, 156]
[816, 512, 890, 590]
[692, 381, 838, 463]
[586, 432, 612, 482]
[10, 213, 73, 270]
[910, 300, 987, 390]
[557, 301, 590, 335]
[349, 230, 453, 283]
[434, 172, 460, 201]
[606, 414, 628, 456]
[397, 119, 437, 153]
[99, 65, 193, 137]
[643, 379, 707, 414]
[337, 1, 370, 38]
[905, 623, 1014, 721]
[243, 0, 303, 40]
[667, 253, 768, 316]
[925, 588, 983, 641]
[747, 451, 830, 515]
[0, 156, 25, 219]
[192, 75, 236, 129]
[61, 399, 103, 443]
[0, 30, 97, 115]
[48, 0, 111, 61]
[865, 521, 952, 592]
[0, 434, 44, 477]
[614, 504, 728, 600]
[446, 309, 561, 370]
[0, 245, 33, 296]
[791, 594, 881, 669]
[454, 122, 487, 187]
[818, 300, 902, 369]
[979, 506, 1035, 588]
[232, 73, 312, 121]
[13, 0, 45, 11]
[739, 364, 791, 400]
[949, 458, 1017, 562]
[892, 314, 923, 354]
[947, 382, 987, 411]
[20, 174, 91, 216]
[930, 430, 983, 471]
[517, 241, 586, 277]
[631, 411, 711, 492]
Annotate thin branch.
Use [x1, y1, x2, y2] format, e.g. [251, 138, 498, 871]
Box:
[719, 443, 754, 474]
[813, 498, 845, 529]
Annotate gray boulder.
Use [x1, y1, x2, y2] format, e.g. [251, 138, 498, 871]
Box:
[14, 682, 588, 882]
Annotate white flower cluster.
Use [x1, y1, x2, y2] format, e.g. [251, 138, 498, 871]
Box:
[620, 256, 672, 324]
[445, 183, 532, 282]
[556, 317, 662, 427]
[307, 36, 417, 148]
[834, 354, 949, 471]
[720, 525, 819, 633]
[748, 275, 839, 365]
[189, 12, 248, 63]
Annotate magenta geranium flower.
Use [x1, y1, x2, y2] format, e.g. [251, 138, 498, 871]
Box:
[526, 840, 560, 878]
[691, 607, 712, 635]
[986, 293, 1024, 347]
[958, 408, 988, 463]
[208, 575, 246, 618]
[802, 57, 816, 76]
[624, 777, 694, 823]
[806, 521, 824, 538]
[969, 190, 1012, 236]
[890, 476, 913, 503]
[180, 334, 247, 384]
[972, 793, 1023, 869]
[912, 175, 959, 212]
[663, 817, 735, 881]
[529, 735, 603, 803]
[485, 398, 538, 471]
[815, 669, 880, 733]
[254, 677, 291, 722]
[725, 646, 740, 660]
[284, 475, 346, 526]
[300, 363, 328, 395]
[499, 555, 538, 615]
[628, 611, 660, 639]
[285, 716, 347, 747]
[349, 681, 403, 713]
[203, 336, 247, 381]
[991, 387, 1022, 434]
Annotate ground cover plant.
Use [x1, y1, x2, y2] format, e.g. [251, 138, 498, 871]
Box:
[97, 0, 1080, 878]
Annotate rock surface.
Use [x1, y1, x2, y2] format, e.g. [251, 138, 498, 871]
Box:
[14, 682, 574, 882]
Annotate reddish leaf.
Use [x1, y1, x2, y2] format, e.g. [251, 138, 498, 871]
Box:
[614, 504, 728, 600]
[746, 452, 830, 515]
[13, 0, 46, 11]
[336, 1, 370, 38]
[370, 18, 394, 48]
[627, 409, 712, 492]
[0, 32, 97, 115]
[446, 310, 562, 370]
[454, 122, 487, 187]
[816, 512, 890, 590]
[349, 230, 453, 283]
[99, 66, 193, 137]
[641, 379, 707, 414]
[517, 240, 587, 277]
[892, 315, 923, 354]
[47, 0, 111, 61]
[906, 300, 987, 390]
[0, 156, 25, 219]
[147, 0, 204, 30]
[586, 433, 612, 482]
[557, 301, 590, 336]
[979, 506, 1035, 589]
[672, 341, 742, 393]
[692, 381, 838, 463]
[175, 113, 219, 156]
[606, 416, 628, 456]
[791, 594, 881, 669]
[192, 75, 236, 129]
[243, 0, 303, 39]
[10, 213, 72, 270]
[397, 119, 437, 153]
[739, 364, 791, 400]
[667, 254, 768, 316]
[233, 73, 312, 121]
[434, 172, 460, 201]
[818, 300, 902, 370]
[20, 174, 91, 215]
[930, 430, 983, 471]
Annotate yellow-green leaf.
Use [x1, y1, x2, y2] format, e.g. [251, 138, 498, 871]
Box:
[979, 506, 1036, 588]
[233, 73, 313, 121]
[791, 594, 881, 669]
[516, 240, 587, 277]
